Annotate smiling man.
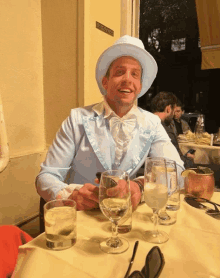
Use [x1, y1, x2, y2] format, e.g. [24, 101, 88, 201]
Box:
[102, 56, 142, 116]
[36, 35, 185, 215]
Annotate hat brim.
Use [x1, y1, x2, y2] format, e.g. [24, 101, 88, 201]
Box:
[96, 43, 158, 98]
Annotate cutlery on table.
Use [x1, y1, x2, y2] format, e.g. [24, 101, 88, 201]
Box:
[124, 241, 139, 278]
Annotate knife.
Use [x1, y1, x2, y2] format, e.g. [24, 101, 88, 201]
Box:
[124, 241, 139, 278]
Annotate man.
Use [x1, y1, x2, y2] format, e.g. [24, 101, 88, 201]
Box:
[151, 92, 194, 168]
[36, 36, 184, 211]
[170, 99, 191, 136]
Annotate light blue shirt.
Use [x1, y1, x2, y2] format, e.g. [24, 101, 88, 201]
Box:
[36, 102, 185, 201]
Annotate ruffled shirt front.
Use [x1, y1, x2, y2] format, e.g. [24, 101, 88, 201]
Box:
[101, 100, 138, 167]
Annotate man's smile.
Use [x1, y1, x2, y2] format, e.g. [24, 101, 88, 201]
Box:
[118, 88, 133, 93]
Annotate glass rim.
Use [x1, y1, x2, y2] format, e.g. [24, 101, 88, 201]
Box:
[101, 169, 129, 177]
[44, 199, 76, 210]
[146, 157, 166, 161]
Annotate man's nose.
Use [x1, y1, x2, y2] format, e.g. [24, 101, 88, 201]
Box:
[122, 70, 132, 81]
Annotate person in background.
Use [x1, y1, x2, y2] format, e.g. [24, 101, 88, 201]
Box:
[36, 36, 185, 212]
[151, 92, 194, 169]
[170, 98, 191, 136]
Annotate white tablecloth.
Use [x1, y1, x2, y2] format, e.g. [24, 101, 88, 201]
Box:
[13, 193, 220, 278]
[179, 142, 220, 165]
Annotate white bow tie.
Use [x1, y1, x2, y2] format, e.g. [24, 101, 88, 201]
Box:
[109, 115, 137, 143]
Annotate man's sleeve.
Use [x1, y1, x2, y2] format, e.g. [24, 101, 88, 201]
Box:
[36, 112, 77, 201]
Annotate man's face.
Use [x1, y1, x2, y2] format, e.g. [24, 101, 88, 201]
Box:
[174, 106, 183, 120]
[164, 106, 175, 125]
[102, 56, 142, 112]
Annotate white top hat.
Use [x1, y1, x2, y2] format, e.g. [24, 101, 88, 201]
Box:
[95, 35, 158, 98]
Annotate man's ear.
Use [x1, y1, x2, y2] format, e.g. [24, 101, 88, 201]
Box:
[102, 77, 108, 90]
[165, 105, 171, 114]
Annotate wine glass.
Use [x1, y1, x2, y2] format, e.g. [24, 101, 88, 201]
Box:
[159, 159, 178, 225]
[143, 157, 169, 243]
[99, 170, 131, 254]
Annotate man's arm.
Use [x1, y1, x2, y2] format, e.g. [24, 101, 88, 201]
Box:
[36, 114, 77, 201]
[36, 111, 99, 211]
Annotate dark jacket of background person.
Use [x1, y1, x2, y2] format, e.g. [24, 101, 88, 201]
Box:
[162, 122, 194, 169]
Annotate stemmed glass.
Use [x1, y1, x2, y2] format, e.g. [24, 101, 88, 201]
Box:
[143, 157, 169, 243]
[159, 159, 178, 225]
[99, 170, 131, 254]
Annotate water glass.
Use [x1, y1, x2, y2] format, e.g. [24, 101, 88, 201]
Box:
[44, 199, 77, 250]
[99, 170, 131, 254]
[159, 160, 180, 225]
[144, 157, 169, 244]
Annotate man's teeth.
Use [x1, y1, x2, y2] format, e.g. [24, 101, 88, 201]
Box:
[119, 89, 131, 93]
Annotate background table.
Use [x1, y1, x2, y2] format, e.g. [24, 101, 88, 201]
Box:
[13, 193, 220, 278]
[179, 142, 220, 165]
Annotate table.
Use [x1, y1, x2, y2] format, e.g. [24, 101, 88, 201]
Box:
[179, 142, 220, 165]
[13, 193, 220, 278]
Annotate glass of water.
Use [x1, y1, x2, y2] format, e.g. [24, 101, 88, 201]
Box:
[99, 170, 131, 254]
[144, 157, 169, 244]
[44, 199, 77, 250]
[159, 159, 179, 225]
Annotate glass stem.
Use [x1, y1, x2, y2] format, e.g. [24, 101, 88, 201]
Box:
[106, 221, 120, 248]
[111, 221, 118, 239]
[152, 209, 159, 236]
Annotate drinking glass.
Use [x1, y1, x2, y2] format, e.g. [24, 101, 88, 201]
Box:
[44, 199, 77, 250]
[159, 159, 179, 225]
[143, 157, 169, 243]
[99, 170, 131, 254]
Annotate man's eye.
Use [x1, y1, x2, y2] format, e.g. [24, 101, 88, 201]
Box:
[115, 70, 123, 75]
[132, 72, 140, 78]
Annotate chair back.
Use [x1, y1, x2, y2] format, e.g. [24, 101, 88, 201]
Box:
[39, 197, 46, 233]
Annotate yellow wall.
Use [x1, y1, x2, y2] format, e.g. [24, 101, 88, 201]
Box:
[82, 0, 121, 106]
[0, 0, 45, 157]
[0, 0, 44, 224]
[42, 0, 121, 146]
[41, 0, 79, 146]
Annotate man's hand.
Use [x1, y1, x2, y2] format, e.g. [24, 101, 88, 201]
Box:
[64, 184, 99, 211]
[95, 176, 142, 211]
[130, 181, 142, 211]
[186, 153, 195, 160]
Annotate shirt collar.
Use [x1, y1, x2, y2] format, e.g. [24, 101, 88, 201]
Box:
[93, 99, 140, 119]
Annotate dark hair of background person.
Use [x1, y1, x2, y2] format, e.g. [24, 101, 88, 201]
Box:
[176, 98, 185, 111]
[150, 91, 177, 113]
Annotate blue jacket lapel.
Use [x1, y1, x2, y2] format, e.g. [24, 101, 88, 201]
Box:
[82, 114, 114, 171]
[119, 126, 155, 175]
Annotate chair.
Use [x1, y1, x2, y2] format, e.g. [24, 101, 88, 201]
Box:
[39, 197, 46, 233]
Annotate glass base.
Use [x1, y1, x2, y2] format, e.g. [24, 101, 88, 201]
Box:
[100, 237, 129, 254]
[143, 230, 169, 244]
[158, 211, 176, 226]
[46, 238, 76, 250]
[118, 224, 132, 234]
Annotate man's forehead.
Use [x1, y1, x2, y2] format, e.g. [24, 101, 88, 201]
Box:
[112, 56, 142, 68]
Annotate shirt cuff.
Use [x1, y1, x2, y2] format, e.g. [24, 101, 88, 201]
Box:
[57, 184, 83, 199]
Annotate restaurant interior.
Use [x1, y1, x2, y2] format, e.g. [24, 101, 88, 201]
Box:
[0, 1, 220, 277]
